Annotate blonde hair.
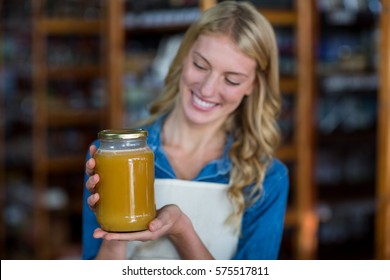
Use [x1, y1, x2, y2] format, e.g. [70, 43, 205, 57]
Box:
[138, 1, 281, 226]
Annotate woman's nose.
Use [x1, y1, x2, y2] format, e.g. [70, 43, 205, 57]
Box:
[200, 72, 218, 97]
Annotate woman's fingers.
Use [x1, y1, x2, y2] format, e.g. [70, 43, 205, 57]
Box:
[85, 145, 99, 201]
[93, 205, 185, 242]
[148, 205, 178, 232]
[148, 218, 163, 232]
[85, 158, 96, 177]
[86, 174, 99, 194]
[150, 204, 183, 234]
[93, 228, 155, 242]
[85, 145, 97, 176]
[89, 145, 97, 157]
[87, 193, 100, 211]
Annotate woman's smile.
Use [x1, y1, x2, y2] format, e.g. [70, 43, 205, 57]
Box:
[191, 91, 219, 111]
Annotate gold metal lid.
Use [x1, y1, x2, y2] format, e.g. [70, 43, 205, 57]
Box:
[98, 129, 147, 140]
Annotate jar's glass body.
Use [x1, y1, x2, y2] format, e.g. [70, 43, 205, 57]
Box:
[94, 130, 155, 232]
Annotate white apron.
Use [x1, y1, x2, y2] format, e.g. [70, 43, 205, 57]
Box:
[126, 178, 239, 260]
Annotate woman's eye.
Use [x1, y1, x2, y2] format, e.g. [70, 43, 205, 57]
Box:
[226, 79, 240, 86]
[193, 62, 207, 70]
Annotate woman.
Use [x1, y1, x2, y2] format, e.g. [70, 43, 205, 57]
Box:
[83, 1, 289, 260]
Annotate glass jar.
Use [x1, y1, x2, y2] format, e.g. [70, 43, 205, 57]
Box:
[94, 129, 155, 232]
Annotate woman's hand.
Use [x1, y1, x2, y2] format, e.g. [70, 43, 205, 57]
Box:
[93, 204, 186, 241]
[85, 144, 213, 259]
[85, 145, 100, 212]
[93, 204, 213, 259]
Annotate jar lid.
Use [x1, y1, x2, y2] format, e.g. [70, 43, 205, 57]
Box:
[98, 129, 148, 140]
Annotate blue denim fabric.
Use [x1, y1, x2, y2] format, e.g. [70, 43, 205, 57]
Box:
[82, 116, 289, 260]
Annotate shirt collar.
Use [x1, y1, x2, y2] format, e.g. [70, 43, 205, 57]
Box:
[145, 115, 232, 181]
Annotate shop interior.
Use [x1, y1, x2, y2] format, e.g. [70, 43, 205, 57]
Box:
[0, 0, 389, 260]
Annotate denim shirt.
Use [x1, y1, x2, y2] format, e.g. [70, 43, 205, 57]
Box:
[82, 117, 289, 260]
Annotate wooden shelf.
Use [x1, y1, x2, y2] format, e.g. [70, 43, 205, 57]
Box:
[37, 19, 103, 35]
[47, 65, 101, 80]
[376, 0, 390, 260]
[261, 9, 297, 26]
[280, 77, 298, 93]
[294, 0, 317, 259]
[47, 109, 102, 127]
[31, 0, 108, 259]
[124, 9, 297, 33]
[276, 144, 296, 162]
[34, 152, 85, 173]
[284, 208, 297, 227]
[47, 155, 85, 173]
[125, 23, 192, 34]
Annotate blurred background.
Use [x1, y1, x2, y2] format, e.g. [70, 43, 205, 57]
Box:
[0, 0, 389, 260]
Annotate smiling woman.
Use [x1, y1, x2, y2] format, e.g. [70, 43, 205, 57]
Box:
[82, 1, 289, 260]
[178, 33, 256, 125]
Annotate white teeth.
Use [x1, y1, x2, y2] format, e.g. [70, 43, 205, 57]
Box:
[193, 94, 216, 108]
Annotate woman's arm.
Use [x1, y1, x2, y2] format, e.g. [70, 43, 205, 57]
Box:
[95, 240, 128, 259]
[233, 160, 289, 260]
[153, 205, 214, 260]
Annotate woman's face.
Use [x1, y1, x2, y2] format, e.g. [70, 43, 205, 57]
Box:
[178, 33, 256, 126]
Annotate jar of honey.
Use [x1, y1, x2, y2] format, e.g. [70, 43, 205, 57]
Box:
[94, 129, 156, 232]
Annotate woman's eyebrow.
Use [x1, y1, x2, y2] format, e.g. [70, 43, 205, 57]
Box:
[193, 51, 209, 63]
[226, 71, 250, 78]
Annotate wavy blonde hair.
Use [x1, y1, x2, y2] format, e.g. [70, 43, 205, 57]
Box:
[138, 1, 281, 226]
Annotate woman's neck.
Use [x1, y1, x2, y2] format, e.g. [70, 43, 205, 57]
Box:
[162, 109, 226, 153]
[161, 110, 227, 179]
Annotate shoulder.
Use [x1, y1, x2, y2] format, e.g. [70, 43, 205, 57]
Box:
[261, 158, 289, 198]
[261, 158, 289, 202]
[264, 159, 289, 185]
[240, 159, 289, 229]
[142, 117, 164, 150]
[247, 159, 289, 209]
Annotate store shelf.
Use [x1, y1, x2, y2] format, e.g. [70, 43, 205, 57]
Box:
[261, 9, 297, 25]
[0, 20, 6, 259]
[257, 0, 319, 259]
[31, 0, 108, 259]
[37, 19, 103, 34]
[284, 208, 297, 227]
[376, 0, 390, 260]
[47, 109, 102, 127]
[276, 144, 296, 162]
[47, 156, 85, 173]
[315, 0, 383, 260]
[280, 77, 298, 93]
[47, 66, 101, 80]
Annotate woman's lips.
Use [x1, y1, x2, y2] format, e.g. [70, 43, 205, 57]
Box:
[191, 92, 219, 111]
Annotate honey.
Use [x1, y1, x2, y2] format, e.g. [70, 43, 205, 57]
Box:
[94, 129, 156, 232]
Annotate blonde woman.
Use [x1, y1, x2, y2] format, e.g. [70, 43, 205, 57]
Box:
[83, 1, 288, 260]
